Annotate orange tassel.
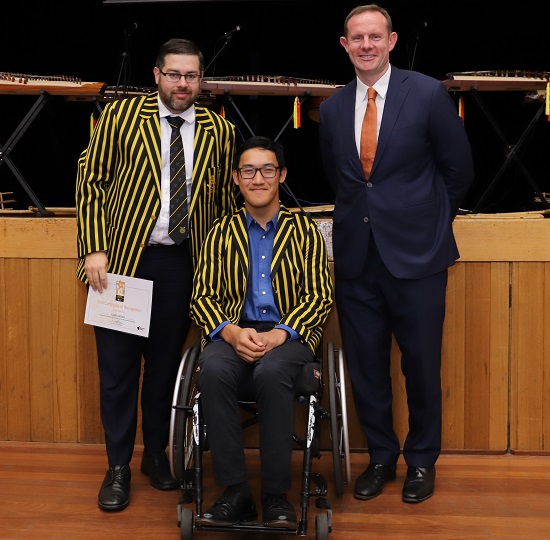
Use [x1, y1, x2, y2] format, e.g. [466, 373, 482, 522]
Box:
[293, 97, 301, 129]
[220, 105, 225, 118]
[546, 80, 549, 121]
[458, 96, 465, 120]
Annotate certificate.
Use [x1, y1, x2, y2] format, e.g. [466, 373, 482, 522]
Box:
[84, 273, 153, 337]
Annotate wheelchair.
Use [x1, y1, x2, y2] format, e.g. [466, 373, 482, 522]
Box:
[168, 339, 350, 539]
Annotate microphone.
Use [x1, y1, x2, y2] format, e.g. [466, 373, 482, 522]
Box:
[408, 21, 428, 70]
[124, 22, 139, 35]
[412, 21, 428, 33]
[223, 24, 245, 38]
[206, 24, 245, 73]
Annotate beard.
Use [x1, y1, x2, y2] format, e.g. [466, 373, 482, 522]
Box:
[159, 87, 197, 113]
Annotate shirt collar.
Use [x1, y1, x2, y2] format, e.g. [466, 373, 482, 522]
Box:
[246, 208, 279, 231]
[356, 64, 392, 103]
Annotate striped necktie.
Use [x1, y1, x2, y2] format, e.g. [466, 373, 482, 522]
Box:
[167, 116, 188, 244]
[360, 87, 377, 178]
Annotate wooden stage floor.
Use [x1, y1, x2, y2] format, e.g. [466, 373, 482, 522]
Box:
[1, 442, 550, 539]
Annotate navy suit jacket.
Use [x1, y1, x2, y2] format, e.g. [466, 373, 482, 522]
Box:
[319, 66, 475, 280]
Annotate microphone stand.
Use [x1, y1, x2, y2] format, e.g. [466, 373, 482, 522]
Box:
[409, 33, 421, 71]
[407, 23, 427, 71]
[114, 27, 134, 98]
[204, 35, 235, 75]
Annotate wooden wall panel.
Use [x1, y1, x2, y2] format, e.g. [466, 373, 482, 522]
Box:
[0, 260, 7, 439]
[440, 262, 467, 449]
[488, 262, 510, 449]
[1, 216, 550, 454]
[510, 262, 550, 451]
[5, 259, 31, 440]
[29, 260, 55, 441]
[52, 260, 79, 443]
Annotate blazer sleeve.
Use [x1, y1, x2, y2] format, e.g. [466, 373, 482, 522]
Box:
[274, 213, 334, 353]
[75, 101, 117, 260]
[190, 213, 247, 335]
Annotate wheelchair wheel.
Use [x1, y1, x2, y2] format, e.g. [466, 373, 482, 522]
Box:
[169, 341, 201, 485]
[179, 507, 193, 539]
[315, 511, 330, 540]
[337, 347, 351, 485]
[327, 341, 351, 496]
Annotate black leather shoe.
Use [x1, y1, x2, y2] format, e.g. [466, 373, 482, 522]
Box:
[402, 466, 435, 503]
[354, 463, 396, 500]
[140, 449, 178, 490]
[98, 465, 131, 511]
[262, 495, 297, 529]
[196, 489, 258, 526]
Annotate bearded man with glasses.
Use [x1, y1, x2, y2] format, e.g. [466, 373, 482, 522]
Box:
[76, 37, 236, 512]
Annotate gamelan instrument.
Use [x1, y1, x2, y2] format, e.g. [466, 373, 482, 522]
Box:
[443, 70, 550, 93]
[0, 72, 106, 97]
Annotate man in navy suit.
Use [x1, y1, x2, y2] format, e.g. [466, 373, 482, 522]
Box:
[319, 4, 474, 503]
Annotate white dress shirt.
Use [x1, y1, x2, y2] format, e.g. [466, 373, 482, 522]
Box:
[149, 98, 196, 245]
[354, 65, 392, 159]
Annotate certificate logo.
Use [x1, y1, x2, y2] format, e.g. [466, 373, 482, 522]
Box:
[116, 280, 126, 302]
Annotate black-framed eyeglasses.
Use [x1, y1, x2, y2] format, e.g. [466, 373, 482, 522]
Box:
[159, 70, 201, 84]
[238, 166, 280, 179]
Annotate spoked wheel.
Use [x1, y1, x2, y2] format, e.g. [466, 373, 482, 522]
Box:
[327, 341, 351, 496]
[169, 340, 201, 487]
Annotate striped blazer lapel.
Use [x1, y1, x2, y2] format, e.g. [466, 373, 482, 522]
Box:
[271, 208, 295, 279]
[229, 207, 249, 276]
[138, 93, 162, 195]
[189, 107, 215, 215]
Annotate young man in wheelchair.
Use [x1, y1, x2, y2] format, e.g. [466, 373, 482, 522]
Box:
[190, 136, 333, 529]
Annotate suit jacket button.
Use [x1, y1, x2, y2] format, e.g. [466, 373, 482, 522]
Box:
[364, 217, 369, 223]
[366, 182, 373, 188]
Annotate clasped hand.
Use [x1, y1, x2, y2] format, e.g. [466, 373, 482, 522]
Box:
[220, 324, 289, 363]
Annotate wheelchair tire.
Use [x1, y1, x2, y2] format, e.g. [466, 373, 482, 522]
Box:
[169, 341, 201, 485]
[327, 341, 344, 496]
[315, 512, 330, 540]
[337, 347, 351, 485]
[179, 507, 193, 539]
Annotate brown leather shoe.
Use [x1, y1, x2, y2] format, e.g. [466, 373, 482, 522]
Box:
[98, 465, 131, 511]
[354, 463, 396, 500]
[402, 466, 435, 503]
[140, 449, 178, 490]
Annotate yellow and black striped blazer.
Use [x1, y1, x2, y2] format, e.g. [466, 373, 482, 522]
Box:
[191, 205, 334, 354]
[75, 92, 236, 282]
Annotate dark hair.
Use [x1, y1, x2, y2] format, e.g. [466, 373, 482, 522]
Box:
[156, 38, 205, 72]
[233, 136, 286, 170]
[343, 4, 393, 37]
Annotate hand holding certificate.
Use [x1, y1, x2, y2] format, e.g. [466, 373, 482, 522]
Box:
[84, 273, 153, 337]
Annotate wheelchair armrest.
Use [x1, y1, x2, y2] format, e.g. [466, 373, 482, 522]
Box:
[295, 361, 322, 397]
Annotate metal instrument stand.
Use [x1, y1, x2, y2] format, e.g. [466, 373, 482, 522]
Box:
[0, 90, 53, 216]
[469, 89, 549, 213]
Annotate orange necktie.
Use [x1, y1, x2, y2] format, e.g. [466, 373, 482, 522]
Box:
[360, 87, 377, 178]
